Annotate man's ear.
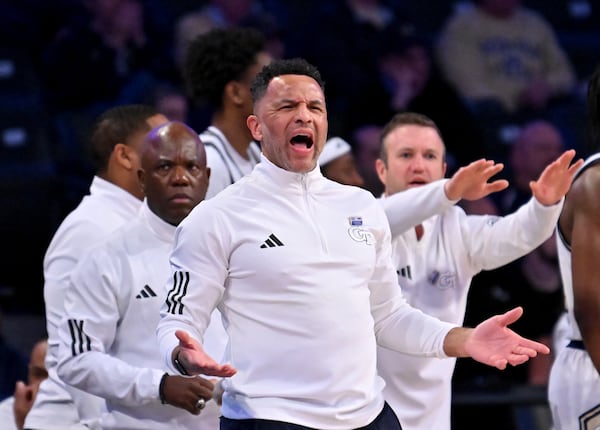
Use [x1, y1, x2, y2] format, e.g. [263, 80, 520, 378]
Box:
[247, 115, 262, 141]
[225, 81, 245, 106]
[113, 143, 136, 170]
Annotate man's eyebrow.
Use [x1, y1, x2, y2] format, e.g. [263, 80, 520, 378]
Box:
[278, 98, 298, 105]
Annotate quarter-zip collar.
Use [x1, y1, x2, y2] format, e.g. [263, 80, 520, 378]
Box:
[254, 154, 326, 194]
[139, 199, 177, 243]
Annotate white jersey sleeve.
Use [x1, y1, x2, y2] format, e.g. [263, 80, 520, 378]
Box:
[157, 202, 228, 373]
[381, 179, 456, 237]
[367, 204, 455, 356]
[57, 244, 163, 405]
[461, 196, 563, 272]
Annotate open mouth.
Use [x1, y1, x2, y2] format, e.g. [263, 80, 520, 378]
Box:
[290, 134, 314, 149]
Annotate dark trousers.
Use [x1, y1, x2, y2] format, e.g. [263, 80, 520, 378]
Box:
[220, 402, 402, 430]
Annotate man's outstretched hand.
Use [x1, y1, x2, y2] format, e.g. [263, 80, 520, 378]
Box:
[464, 307, 550, 369]
[444, 307, 550, 369]
[530, 149, 583, 206]
[444, 159, 509, 201]
[173, 330, 237, 377]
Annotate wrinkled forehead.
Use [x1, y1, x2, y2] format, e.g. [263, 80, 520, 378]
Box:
[264, 74, 325, 104]
[387, 125, 444, 150]
[158, 138, 204, 159]
[144, 135, 204, 164]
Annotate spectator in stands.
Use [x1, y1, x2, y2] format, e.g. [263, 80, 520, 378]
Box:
[43, 0, 173, 112]
[174, 0, 274, 70]
[145, 82, 190, 123]
[353, 125, 385, 196]
[436, 0, 578, 159]
[300, 0, 407, 136]
[345, 28, 486, 170]
[494, 120, 566, 214]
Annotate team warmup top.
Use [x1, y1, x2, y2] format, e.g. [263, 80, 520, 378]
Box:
[158, 155, 457, 430]
[26, 176, 141, 430]
[378, 191, 563, 430]
[57, 200, 225, 430]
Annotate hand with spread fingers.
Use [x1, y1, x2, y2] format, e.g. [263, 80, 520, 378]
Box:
[173, 330, 237, 378]
[161, 374, 215, 415]
[463, 307, 551, 370]
[444, 158, 509, 201]
[529, 149, 583, 206]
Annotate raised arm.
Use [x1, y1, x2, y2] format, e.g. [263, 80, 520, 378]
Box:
[382, 159, 508, 237]
[529, 149, 583, 206]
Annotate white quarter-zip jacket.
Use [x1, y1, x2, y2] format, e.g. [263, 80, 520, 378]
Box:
[378, 192, 563, 430]
[57, 201, 224, 429]
[26, 176, 141, 430]
[157, 155, 456, 429]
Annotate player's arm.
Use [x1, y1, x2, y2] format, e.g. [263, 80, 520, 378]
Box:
[462, 150, 581, 271]
[382, 159, 507, 237]
[567, 167, 600, 373]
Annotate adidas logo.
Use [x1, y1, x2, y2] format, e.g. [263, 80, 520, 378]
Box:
[260, 233, 284, 248]
[136, 284, 157, 299]
[398, 265, 412, 280]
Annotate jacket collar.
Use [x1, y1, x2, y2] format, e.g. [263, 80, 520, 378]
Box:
[139, 199, 177, 243]
[254, 154, 326, 193]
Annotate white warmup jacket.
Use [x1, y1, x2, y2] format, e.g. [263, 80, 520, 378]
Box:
[378, 193, 563, 430]
[57, 201, 225, 430]
[201, 125, 261, 198]
[26, 177, 141, 430]
[0, 396, 17, 430]
[157, 155, 458, 430]
[549, 153, 600, 430]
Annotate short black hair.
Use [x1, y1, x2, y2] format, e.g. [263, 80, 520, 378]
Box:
[89, 104, 160, 173]
[250, 58, 325, 104]
[184, 27, 266, 109]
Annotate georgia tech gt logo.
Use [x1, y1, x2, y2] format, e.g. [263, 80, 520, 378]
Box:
[428, 270, 456, 290]
[348, 227, 375, 245]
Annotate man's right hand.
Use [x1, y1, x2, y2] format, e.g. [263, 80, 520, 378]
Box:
[161, 374, 215, 415]
[173, 330, 237, 377]
[444, 159, 509, 201]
